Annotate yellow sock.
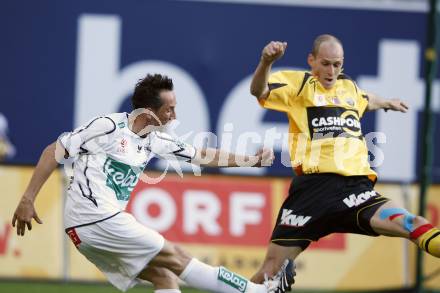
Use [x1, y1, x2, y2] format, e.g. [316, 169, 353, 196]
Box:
[417, 227, 440, 257]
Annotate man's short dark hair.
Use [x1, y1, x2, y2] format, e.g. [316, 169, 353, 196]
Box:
[131, 74, 174, 110]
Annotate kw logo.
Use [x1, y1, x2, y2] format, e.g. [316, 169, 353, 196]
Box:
[343, 190, 377, 208]
[280, 209, 311, 227]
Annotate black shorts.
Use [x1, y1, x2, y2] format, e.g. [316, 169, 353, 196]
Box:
[271, 173, 389, 249]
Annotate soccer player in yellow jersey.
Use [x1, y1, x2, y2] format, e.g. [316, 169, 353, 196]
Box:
[249, 34, 440, 285]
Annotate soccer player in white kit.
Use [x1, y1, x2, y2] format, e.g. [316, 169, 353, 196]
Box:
[12, 74, 295, 293]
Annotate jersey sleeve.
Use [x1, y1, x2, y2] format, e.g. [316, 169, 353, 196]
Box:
[149, 131, 196, 162]
[258, 70, 303, 112]
[58, 116, 116, 158]
[356, 85, 370, 117]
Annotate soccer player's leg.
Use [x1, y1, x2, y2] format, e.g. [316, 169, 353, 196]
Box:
[368, 200, 440, 257]
[251, 243, 302, 285]
[252, 175, 337, 286]
[252, 181, 326, 285]
[138, 267, 180, 292]
[151, 240, 295, 293]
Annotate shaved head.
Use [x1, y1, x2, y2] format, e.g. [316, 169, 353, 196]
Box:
[312, 34, 343, 57]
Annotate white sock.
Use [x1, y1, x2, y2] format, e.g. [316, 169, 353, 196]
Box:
[154, 290, 181, 293]
[179, 258, 267, 293]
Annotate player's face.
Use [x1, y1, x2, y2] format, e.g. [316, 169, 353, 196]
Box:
[155, 90, 177, 126]
[308, 41, 344, 89]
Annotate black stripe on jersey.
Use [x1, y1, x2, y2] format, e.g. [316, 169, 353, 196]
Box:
[73, 117, 102, 135]
[78, 156, 98, 207]
[268, 83, 288, 91]
[425, 231, 440, 252]
[173, 149, 192, 161]
[79, 147, 88, 155]
[362, 94, 369, 101]
[337, 73, 353, 80]
[155, 132, 193, 161]
[297, 72, 312, 96]
[78, 117, 117, 154]
[337, 74, 358, 94]
[64, 212, 120, 231]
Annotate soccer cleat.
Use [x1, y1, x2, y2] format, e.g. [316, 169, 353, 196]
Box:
[264, 259, 296, 293]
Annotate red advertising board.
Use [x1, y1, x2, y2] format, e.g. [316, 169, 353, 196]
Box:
[127, 175, 273, 246]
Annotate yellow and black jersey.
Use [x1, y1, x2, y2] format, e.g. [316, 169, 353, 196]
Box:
[259, 70, 376, 181]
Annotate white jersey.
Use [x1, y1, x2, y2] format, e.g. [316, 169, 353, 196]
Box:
[59, 112, 196, 229]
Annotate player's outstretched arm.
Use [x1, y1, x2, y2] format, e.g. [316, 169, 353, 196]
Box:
[12, 141, 64, 236]
[250, 41, 287, 99]
[366, 92, 409, 112]
[192, 147, 274, 168]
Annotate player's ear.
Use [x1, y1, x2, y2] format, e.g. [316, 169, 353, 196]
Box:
[145, 107, 155, 117]
[307, 53, 314, 68]
[145, 107, 163, 125]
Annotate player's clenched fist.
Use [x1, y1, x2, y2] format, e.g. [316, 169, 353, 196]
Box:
[261, 41, 287, 64]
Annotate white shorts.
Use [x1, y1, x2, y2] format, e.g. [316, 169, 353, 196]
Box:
[66, 212, 165, 291]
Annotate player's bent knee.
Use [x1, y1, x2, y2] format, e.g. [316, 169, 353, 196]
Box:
[377, 207, 421, 234]
[413, 216, 429, 227]
[379, 210, 440, 258]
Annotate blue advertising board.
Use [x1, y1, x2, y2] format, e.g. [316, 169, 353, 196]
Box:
[1, 0, 439, 182]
